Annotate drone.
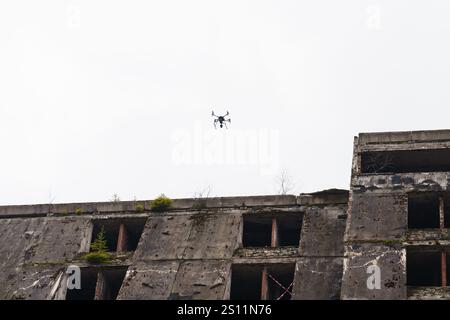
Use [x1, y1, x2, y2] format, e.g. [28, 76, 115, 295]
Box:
[212, 110, 231, 129]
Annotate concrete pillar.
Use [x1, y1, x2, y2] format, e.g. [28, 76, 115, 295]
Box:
[271, 218, 278, 247]
[116, 223, 128, 252]
[261, 267, 269, 300]
[94, 272, 108, 300]
[442, 251, 447, 287]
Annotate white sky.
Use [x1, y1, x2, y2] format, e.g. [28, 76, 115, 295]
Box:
[1, 1, 450, 205]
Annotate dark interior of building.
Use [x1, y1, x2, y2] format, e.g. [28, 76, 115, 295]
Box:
[242, 214, 302, 248]
[277, 215, 302, 247]
[361, 149, 450, 174]
[447, 253, 450, 287]
[91, 218, 146, 252]
[408, 193, 440, 229]
[65, 267, 127, 300]
[230, 264, 295, 300]
[445, 196, 450, 228]
[230, 265, 263, 300]
[242, 216, 273, 247]
[266, 264, 295, 300]
[407, 249, 442, 287]
[101, 268, 128, 300]
[65, 269, 98, 300]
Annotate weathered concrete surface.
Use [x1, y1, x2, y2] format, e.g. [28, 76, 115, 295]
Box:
[0, 191, 352, 300]
[405, 229, 450, 242]
[298, 189, 349, 206]
[133, 211, 241, 261]
[0, 217, 90, 265]
[341, 130, 450, 300]
[293, 257, 343, 300]
[2, 265, 65, 300]
[232, 257, 298, 265]
[0, 217, 91, 299]
[182, 212, 241, 259]
[133, 215, 193, 261]
[300, 205, 347, 257]
[169, 261, 231, 300]
[343, 133, 410, 300]
[288, 203, 347, 300]
[341, 244, 406, 300]
[117, 261, 179, 300]
[0, 204, 51, 218]
[234, 247, 299, 259]
[358, 130, 450, 145]
[0, 185, 356, 299]
[345, 193, 407, 242]
[353, 173, 450, 193]
[407, 287, 450, 300]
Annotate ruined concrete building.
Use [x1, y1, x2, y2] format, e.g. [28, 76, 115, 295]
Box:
[1, 129, 450, 300]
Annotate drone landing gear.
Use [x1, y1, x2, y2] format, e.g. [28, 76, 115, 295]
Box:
[212, 110, 231, 129]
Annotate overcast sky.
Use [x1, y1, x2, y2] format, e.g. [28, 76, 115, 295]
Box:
[1, 1, 450, 205]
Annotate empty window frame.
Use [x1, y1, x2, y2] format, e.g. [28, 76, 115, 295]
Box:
[230, 264, 295, 300]
[277, 215, 302, 247]
[229, 265, 262, 300]
[407, 248, 448, 287]
[242, 214, 302, 248]
[361, 149, 450, 174]
[264, 264, 296, 300]
[242, 216, 273, 247]
[94, 268, 128, 300]
[65, 267, 127, 300]
[408, 193, 440, 229]
[91, 218, 146, 253]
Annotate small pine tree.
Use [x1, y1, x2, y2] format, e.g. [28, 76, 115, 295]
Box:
[90, 226, 108, 252]
[83, 226, 111, 264]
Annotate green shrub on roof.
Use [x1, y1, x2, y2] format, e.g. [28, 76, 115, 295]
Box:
[150, 194, 173, 212]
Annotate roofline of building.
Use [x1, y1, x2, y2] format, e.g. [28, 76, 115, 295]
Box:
[0, 191, 349, 218]
[358, 129, 450, 145]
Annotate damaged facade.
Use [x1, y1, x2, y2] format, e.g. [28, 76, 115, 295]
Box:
[342, 129, 450, 300]
[1, 129, 449, 300]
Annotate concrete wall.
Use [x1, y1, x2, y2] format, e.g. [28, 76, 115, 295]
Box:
[0, 217, 91, 299]
[293, 204, 347, 300]
[0, 193, 348, 300]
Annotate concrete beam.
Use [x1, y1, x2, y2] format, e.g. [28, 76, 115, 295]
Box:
[0, 195, 300, 218]
[358, 130, 450, 145]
